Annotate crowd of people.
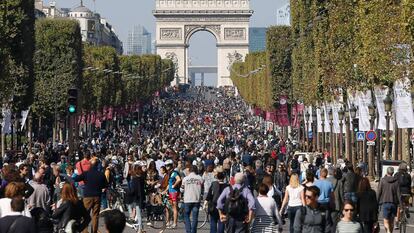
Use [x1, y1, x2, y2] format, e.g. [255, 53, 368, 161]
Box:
[0, 86, 413, 233]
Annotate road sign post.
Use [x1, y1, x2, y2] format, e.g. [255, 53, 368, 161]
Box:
[357, 132, 365, 141]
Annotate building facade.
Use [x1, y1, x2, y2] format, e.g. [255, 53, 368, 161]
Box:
[276, 3, 290, 26]
[249, 27, 267, 52]
[126, 25, 152, 55]
[35, 0, 123, 54]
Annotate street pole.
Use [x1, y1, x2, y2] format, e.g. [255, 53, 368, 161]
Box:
[367, 104, 375, 180]
[28, 114, 32, 153]
[10, 114, 14, 150]
[329, 110, 334, 164]
[385, 112, 391, 160]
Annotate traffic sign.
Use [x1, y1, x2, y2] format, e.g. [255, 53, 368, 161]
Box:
[367, 141, 375, 146]
[308, 131, 313, 139]
[366, 130, 377, 142]
[356, 132, 365, 141]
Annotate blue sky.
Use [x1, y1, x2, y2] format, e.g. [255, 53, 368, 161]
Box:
[44, 0, 289, 85]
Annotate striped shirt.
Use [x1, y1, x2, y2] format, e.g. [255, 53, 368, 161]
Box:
[336, 220, 362, 233]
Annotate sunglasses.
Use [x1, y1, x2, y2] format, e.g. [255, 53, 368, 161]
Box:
[305, 195, 313, 199]
[344, 209, 354, 212]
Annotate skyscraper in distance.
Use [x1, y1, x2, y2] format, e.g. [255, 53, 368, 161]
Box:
[276, 3, 290, 26]
[249, 27, 267, 52]
[126, 25, 152, 55]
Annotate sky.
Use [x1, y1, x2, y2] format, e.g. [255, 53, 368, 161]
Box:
[44, 0, 289, 85]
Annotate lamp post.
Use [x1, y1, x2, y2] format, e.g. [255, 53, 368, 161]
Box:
[368, 103, 376, 180]
[344, 105, 351, 162]
[329, 109, 334, 163]
[384, 92, 392, 160]
[305, 111, 310, 152]
[10, 113, 15, 150]
[312, 110, 317, 152]
[350, 104, 357, 167]
[321, 108, 326, 153]
[15, 111, 22, 151]
[338, 107, 344, 160]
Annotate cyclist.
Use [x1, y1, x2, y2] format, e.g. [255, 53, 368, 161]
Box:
[394, 162, 412, 229]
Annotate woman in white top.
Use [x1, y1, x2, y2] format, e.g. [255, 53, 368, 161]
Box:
[0, 182, 31, 217]
[279, 173, 305, 233]
[251, 184, 283, 233]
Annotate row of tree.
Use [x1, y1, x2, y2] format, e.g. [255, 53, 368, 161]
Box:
[1, 12, 175, 120]
[231, 1, 414, 108]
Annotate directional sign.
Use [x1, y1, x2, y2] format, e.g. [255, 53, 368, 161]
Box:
[366, 130, 377, 142]
[357, 132, 365, 141]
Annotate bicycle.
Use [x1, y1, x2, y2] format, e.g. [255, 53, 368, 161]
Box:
[148, 192, 209, 231]
[399, 194, 411, 233]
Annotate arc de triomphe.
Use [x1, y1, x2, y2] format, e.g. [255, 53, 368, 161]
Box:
[154, 0, 253, 87]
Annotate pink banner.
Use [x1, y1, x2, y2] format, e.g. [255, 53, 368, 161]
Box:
[277, 96, 290, 126]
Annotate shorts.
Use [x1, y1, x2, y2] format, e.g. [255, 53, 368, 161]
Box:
[382, 203, 397, 220]
[169, 192, 180, 202]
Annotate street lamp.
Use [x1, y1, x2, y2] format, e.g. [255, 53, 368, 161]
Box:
[321, 108, 326, 153]
[384, 92, 392, 160]
[344, 105, 351, 162]
[10, 113, 15, 150]
[329, 109, 334, 163]
[338, 107, 344, 160]
[15, 111, 22, 151]
[368, 103, 376, 180]
[312, 109, 317, 151]
[350, 104, 358, 167]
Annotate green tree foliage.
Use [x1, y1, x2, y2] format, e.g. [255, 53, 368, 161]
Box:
[33, 19, 83, 118]
[266, 26, 293, 102]
[231, 52, 270, 110]
[0, 0, 35, 110]
[356, 0, 407, 88]
[82, 45, 122, 111]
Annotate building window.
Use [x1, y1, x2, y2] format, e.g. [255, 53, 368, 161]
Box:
[80, 14, 83, 17]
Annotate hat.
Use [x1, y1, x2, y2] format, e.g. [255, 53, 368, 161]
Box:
[165, 159, 173, 166]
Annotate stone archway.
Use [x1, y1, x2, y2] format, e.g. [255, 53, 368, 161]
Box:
[154, 0, 253, 87]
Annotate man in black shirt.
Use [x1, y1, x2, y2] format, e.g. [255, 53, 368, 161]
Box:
[0, 198, 36, 233]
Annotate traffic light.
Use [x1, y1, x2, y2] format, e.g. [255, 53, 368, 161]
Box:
[132, 111, 139, 125]
[67, 88, 78, 114]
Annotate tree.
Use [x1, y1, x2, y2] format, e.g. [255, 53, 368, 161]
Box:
[266, 26, 293, 103]
[0, 0, 35, 110]
[33, 19, 83, 118]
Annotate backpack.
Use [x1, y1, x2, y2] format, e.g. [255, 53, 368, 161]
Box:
[224, 186, 248, 220]
[397, 172, 411, 187]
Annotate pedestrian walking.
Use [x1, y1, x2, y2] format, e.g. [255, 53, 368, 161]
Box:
[335, 200, 362, 233]
[394, 162, 411, 229]
[73, 158, 108, 233]
[377, 166, 400, 233]
[342, 163, 359, 203]
[293, 186, 332, 233]
[0, 197, 36, 233]
[314, 168, 334, 211]
[217, 172, 255, 233]
[129, 164, 146, 233]
[205, 167, 228, 233]
[182, 165, 204, 233]
[279, 173, 305, 233]
[357, 177, 378, 233]
[251, 183, 283, 233]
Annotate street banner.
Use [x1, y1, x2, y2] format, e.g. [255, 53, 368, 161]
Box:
[291, 104, 298, 128]
[357, 90, 371, 131]
[332, 102, 340, 134]
[394, 78, 414, 128]
[1, 108, 11, 134]
[277, 96, 289, 127]
[323, 104, 331, 133]
[374, 86, 390, 130]
[317, 107, 323, 133]
[20, 108, 30, 131]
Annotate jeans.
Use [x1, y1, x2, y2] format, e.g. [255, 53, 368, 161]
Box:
[287, 206, 301, 233]
[134, 204, 143, 231]
[184, 202, 200, 233]
[210, 212, 224, 233]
